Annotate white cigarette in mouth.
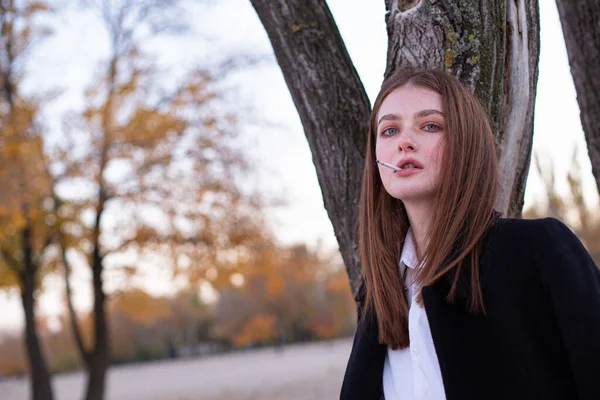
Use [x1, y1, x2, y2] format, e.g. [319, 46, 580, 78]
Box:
[376, 159, 400, 171]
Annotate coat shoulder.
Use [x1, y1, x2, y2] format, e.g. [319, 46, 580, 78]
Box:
[488, 217, 571, 249]
[485, 217, 596, 282]
[479, 217, 576, 283]
[491, 216, 565, 234]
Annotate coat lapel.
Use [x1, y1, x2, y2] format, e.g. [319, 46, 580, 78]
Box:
[340, 301, 386, 399]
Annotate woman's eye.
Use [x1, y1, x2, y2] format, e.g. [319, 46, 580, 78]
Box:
[382, 127, 398, 136]
[423, 123, 440, 132]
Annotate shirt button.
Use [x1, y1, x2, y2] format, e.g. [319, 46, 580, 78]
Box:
[411, 346, 418, 356]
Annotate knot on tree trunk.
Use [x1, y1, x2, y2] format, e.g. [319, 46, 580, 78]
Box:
[397, 0, 421, 12]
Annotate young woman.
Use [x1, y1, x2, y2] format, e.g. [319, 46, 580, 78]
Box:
[340, 68, 600, 400]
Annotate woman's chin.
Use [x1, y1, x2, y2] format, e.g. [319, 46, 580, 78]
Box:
[388, 188, 436, 204]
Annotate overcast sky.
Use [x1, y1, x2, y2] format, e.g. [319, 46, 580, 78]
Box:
[0, 0, 597, 333]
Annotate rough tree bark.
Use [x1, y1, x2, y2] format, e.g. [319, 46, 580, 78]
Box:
[555, 0, 600, 195]
[249, 0, 540, 297]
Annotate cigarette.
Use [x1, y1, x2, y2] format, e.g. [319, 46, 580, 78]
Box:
[376, 159, 400, 171]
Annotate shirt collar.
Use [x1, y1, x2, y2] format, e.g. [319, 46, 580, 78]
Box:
[400, 228, 418, 272]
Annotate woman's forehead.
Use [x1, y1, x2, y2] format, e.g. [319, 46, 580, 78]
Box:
[377, 85, 443, 119]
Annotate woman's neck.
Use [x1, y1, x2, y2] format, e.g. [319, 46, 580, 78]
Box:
[404, 200, 434, 260]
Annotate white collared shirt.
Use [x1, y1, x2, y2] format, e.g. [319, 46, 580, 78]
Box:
[382, 228, 446, 400]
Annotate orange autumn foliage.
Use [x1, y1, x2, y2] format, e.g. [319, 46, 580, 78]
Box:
[233, 313, 277, 347]
[213, 241, 356, 346]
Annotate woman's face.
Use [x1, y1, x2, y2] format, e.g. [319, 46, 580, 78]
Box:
[375, 84, 446, 204]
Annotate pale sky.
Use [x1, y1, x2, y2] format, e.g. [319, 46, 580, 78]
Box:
[0, 0, 597, 333]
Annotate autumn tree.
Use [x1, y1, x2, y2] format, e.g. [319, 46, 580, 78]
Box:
[0, 138, 55, 400]
[249, 1, 540, 295]
[555, 0, 600, 196]
[53, 1, 265, 399]
[0, 1, 56, 399]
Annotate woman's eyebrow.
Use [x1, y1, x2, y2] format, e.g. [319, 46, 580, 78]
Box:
[377, 113, 400, 125]
[378, 109, 444, 125]
[414, 109, 445, 119]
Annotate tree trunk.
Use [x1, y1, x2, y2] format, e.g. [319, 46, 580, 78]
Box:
[84, 353, 108, 400]
[84, 241, 109, 400]
[249, 1, 371, 296]
[81, 183, 110, 400]
[554, 0, 600, 195]
[249, 0, 540, 296]
[20, 225, 54, 400]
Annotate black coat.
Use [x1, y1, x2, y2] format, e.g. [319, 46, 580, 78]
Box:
[340, 218, 600, 400]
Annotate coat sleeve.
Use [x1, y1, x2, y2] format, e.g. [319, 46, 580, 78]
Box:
[539, 218, 600, 399]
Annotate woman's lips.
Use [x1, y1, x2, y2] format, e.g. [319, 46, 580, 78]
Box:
[394, 167, 421, 177]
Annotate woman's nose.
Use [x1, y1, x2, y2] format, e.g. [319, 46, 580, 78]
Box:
[397, 134, 416, 152]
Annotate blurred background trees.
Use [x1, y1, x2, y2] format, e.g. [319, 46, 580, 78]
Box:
[1, 1, 356, 399]
[0, 240, 356, 376]
[50, 0, 258, 396]
[213, 241, 356, 348]
[524, 149, 600, 264]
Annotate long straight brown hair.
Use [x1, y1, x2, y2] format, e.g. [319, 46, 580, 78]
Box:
[358, 68, 499, 350]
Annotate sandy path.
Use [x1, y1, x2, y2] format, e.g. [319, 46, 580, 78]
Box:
[0, 338, 353, 400]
